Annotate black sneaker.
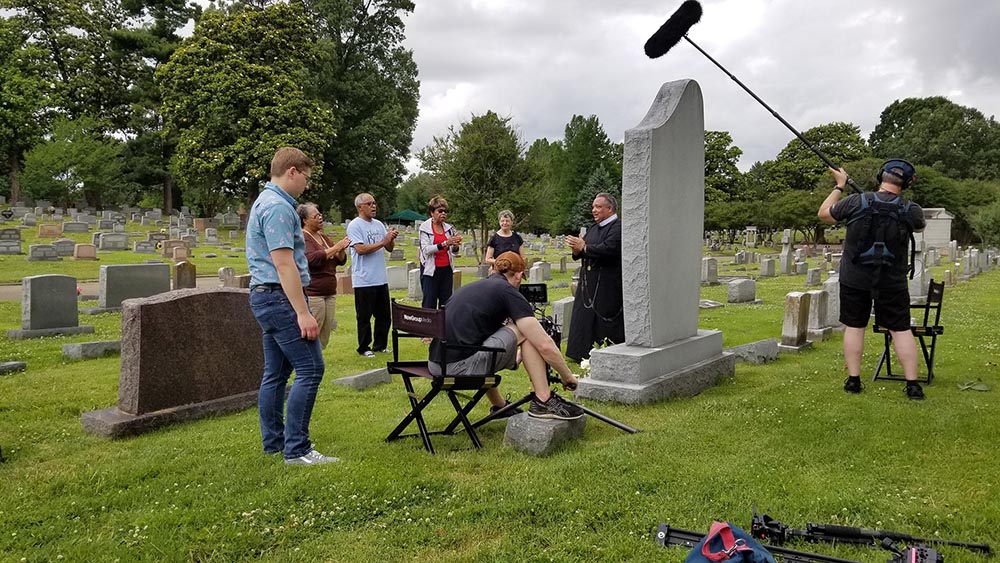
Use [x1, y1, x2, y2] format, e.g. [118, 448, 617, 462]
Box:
[489, 401, 523, 419]
[905, 382, 925, 400]
[528, 392, 584, 420]
[843, 377, 863, 394]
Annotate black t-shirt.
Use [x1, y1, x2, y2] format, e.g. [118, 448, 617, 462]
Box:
[830, 191, 926, 290]
[487, 231, 524, 257]
[428, 274, 534, 363]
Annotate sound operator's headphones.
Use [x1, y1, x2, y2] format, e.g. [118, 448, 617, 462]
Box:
[876, 159, 916, 189]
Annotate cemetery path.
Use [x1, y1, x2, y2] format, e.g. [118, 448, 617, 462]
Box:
[0, 275, 221, 301]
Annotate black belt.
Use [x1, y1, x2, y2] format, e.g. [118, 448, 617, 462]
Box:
[252, 283, 284, 292]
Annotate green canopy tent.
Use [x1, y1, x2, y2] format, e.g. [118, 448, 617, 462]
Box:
[386, 209, 428, 223]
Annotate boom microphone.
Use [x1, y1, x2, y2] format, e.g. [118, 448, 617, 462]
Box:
[645, 1, 863, 193]
[644, 0, 702, 59]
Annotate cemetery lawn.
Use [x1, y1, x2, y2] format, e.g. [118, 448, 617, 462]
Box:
[1, 265, 998, 562]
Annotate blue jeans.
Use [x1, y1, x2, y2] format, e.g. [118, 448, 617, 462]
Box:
[250, 288, 325, 459]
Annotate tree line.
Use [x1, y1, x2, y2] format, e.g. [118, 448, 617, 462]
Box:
[0, 0, 418, 218]
[405, 97, 1000, 249]
[3, 2, 998, 246]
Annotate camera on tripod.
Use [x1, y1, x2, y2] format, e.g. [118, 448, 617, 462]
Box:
[518, 283, 562, 383]
[518, 283, 560, 342]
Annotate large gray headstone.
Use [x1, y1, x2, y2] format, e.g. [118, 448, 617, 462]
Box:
[577, 80, 733, 405]
[96, 263, 172, 310]
[386, 265, 407, 290]
[7, 275, 95, 338]
[98, 232, 129, 251]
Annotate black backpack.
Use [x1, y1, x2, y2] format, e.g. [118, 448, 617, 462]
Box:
[846, 192, 916, 280]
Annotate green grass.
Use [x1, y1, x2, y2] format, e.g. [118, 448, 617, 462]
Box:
[0, 251, 998, 562]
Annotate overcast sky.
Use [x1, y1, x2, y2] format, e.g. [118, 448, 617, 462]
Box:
[401, 0, 1000, 172]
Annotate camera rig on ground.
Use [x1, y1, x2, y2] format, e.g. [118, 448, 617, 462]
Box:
[750, 505, 990, 555]
[656, 505, 990, 563]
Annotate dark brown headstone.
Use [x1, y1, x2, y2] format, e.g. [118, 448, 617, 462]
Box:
[336, 272, 353, 295]
[118, 288, 261, 415]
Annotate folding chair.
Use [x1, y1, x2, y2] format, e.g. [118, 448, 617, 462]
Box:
[872, 279, 945, 384]
[384, 299, 504, 454]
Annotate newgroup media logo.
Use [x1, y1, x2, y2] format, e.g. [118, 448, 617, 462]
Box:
[403, 313, 431, 324]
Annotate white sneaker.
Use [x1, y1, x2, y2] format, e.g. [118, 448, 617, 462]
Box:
[362, 350, 376, 358]
[284, 449, 340, 465]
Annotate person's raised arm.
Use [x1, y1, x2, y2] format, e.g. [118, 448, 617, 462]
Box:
[819, 167, 847, 224]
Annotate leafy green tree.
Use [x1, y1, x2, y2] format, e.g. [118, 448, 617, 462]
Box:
[519, 137, 563, 234]
[156, 3, 335, 215]
[967, 199, 1000, 247]
[704, 130, 744, 202]
[761, 189, 827, 244]
[307, 0, 419, 219]
[395, 172, 445, 215]
[869, 97, 1000, 180]
[110, 0, 201, 212]
[773, 122, 871, 191]
[570, 167, 620, 232]
[0, 16, 53, 203]
[548, 115, 621, 233]
[20, 116, 131, 207]
[705, 199, 758, 243]
[419, 111, 530, 258]
[3, 0, 136, 125]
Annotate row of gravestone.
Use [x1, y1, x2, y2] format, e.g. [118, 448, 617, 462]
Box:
[6, 264, 201, 340]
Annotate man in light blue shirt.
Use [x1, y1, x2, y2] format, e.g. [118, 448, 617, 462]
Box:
[347, 192, 397, 357]
[246, 147, 336, 466]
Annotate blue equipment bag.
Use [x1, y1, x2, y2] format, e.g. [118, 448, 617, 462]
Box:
[684, 522, 777, 563]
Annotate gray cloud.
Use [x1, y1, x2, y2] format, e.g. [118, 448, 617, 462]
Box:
[403, 0, 1000, 170]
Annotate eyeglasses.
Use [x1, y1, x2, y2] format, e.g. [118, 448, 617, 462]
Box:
[435, 208, 449, 213]
[295, 167, 312, 180]
[310, 213, 322, 220]
[361, 201, 376, 206]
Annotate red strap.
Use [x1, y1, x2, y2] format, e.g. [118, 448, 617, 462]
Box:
[701, 522, 752, 562]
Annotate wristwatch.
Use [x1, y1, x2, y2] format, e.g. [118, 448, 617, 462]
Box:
[833, 186, 844, 192]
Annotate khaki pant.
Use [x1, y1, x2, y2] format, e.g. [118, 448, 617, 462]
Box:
[307, 295, 337, 348]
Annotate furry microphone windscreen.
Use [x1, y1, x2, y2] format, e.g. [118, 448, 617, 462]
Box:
[644, 0, 703, 59]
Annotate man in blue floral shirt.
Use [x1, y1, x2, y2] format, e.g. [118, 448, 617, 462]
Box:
[246, 147, 337, 465]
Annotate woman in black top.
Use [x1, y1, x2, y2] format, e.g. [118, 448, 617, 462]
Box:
[484, 210, 526, 267]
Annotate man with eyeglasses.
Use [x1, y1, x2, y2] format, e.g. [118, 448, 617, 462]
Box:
[347, 193, 398, 358]
[246, 147, 337, 465]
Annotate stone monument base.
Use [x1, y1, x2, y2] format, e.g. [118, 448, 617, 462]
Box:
[576, 330, 735, 404]
[576, 353, 735, 404]
[80, 306, 122, 315]
[81, 390, 258, 439]
[807, 327, 833, 342]
[334, 368, 392, 391]
[7, 325, 94, 339]
[777, 341, 813, 353]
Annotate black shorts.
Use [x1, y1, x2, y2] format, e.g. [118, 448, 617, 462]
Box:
[839, 284, 911, 331]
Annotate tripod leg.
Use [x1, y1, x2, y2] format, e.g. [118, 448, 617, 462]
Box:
[469, 393, 534, 430]
[576, 404, 641, 434]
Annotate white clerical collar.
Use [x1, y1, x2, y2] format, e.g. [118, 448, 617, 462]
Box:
[598, 214, 618, 227]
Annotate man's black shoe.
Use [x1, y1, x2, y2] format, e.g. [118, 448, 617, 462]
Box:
[906, 382, 925, 400]
[528, 391, 584, 420]
[843, 376, 863, 394]
[489, 401, 523, 418]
